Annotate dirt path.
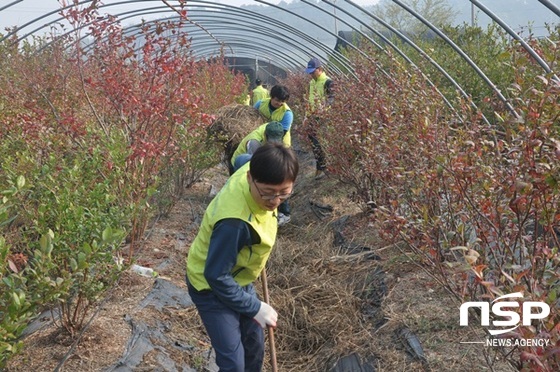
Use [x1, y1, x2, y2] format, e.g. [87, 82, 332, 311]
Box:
[6, 146, 516, 372]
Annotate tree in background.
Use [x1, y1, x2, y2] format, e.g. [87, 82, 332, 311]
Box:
[372, 0, 458, 36]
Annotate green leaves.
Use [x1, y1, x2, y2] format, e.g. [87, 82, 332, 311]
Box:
[308, 25, 560, 371]
[39, 231, 54, 258]
[15, 176, 25, 190]
[0, 6, 244, 359]
[0, 188, 35, 368]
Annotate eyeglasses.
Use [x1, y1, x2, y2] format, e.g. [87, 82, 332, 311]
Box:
[252, 179, 292, 201]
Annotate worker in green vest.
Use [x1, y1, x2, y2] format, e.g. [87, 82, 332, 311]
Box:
[254, 85, 294, 226]
[250, 78, 269, 106]
[186, 143, 299, 371]
[254, 85, 292, 145]
[230, 121, 289, 173]
[230, 121, 293, 227]
[305, 57, 334, 180]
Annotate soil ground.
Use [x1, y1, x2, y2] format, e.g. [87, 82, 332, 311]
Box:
[5, 144, 517, 372]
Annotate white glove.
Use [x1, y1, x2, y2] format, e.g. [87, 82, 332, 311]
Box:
[253, 301, 278, 329]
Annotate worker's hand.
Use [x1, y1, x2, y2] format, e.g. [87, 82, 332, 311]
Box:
[253, 301, 278, 328]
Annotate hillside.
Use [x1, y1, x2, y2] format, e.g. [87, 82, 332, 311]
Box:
[236, 0, 557, 52]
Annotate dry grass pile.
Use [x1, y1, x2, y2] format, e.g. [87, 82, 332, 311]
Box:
[208, 104, 266, 145]
[265, 224, 378, 370]
[207, 104, 267, 169]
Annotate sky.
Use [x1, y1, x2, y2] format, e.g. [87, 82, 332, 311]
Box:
[0, 0, 380, 35]
[3, 0, 555, 42]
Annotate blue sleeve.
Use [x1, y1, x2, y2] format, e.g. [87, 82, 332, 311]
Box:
[203, 218, 261, 317]
[280, 110, 293, 131]
[253, 100, 262, 109]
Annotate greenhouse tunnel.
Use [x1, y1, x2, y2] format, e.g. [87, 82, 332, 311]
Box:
[0, 0, 557, 117]
[1, 1, 557, 97]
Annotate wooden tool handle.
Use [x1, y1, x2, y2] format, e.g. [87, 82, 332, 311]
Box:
[261, 268, 278, 372]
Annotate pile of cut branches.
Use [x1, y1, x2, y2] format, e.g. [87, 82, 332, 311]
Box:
[264, 221, 377, 370]
[208, 104, 267, 168]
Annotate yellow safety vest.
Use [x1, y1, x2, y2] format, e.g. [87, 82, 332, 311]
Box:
[231, 123, 291, 166]
[258, 99, 292, 146]
[186, 162, 278, 291]
[308, 71, 330, 112]
[251, 85, 269, 106]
